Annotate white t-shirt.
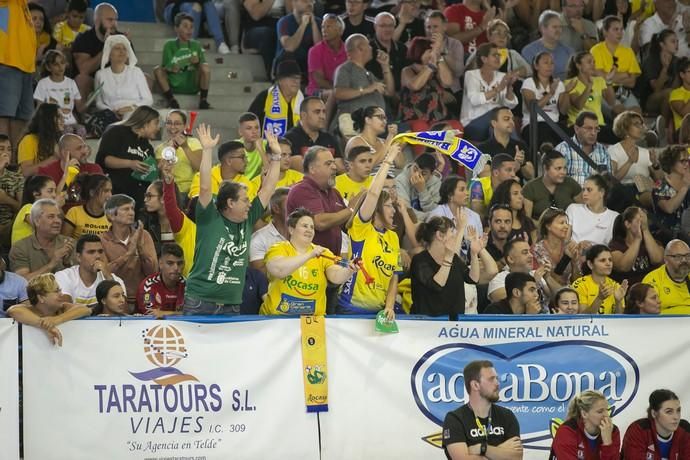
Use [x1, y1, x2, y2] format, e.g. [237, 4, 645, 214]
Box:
[521, 78, 565, 126]
[565, 203, 619, 245]
[33, 76, 81, 125]
[54, 266, 126, 307]
[640, 7, 690, 57]
[249, 222, 286, 262]
[607, 143, 652, 185]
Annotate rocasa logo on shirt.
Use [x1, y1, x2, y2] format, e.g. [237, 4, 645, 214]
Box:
[284, 275, 319, 295]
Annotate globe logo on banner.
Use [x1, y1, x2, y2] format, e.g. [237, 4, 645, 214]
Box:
[130, 325, 199, 386]
[410, 341, 639, 450]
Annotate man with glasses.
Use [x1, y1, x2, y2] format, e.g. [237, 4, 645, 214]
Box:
[186, 140, 258, 200]
[555, 111, 610, 186]
[339, 0, 375, 40]
[521, 10, 573, 79]
[642, 239, 690, 314]
[559, 0, 597, 52]
[366, 12, 409, 93]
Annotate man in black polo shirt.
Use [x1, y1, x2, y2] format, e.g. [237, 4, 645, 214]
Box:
[478, 106, 534, 180]
[72, 2, 120, 99]
[285, 96, 344, 172]
[483, 272, 540, 314]
[366, 12, 408, 92]
[485, 204, 512, 270]
[443, 360, 522, 460]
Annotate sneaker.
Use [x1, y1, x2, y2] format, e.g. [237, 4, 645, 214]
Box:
[217, 42, 231, 55]
[168, 98, 180, 109]
[229, 45, 240, 54]
[655, 115, 667, 147]
[199, 99, 212, 110]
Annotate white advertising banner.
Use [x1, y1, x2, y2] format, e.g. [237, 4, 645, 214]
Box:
[320, 316, 690, 460]
[22, 318, 319, 460]
[0, 319, 19, 460]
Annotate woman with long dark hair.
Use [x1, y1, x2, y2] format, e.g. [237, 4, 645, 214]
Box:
[18, 103, 63, 177]
[345, 106, 403, 169]
[609, 206, 663, 285]
[640, 29, 679, 116]
[489, 179, 537, 244]
[622, 389, 690, 459]
[95, 105, 160, 208]
[142, 180, 175, 253]
[531, 207, 581, 284]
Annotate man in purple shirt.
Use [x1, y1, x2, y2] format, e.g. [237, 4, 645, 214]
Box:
[286, 145, 364, 255]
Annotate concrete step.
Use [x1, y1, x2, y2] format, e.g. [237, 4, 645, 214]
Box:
[137, 58, 258, 83]
[152, 94, 255, 110]
[120, 21, 174, 38]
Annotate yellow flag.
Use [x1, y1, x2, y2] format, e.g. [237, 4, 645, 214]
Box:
[300, 315, 328, 412]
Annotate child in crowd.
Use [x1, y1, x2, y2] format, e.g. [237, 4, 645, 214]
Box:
[0, 136, 23, 248]
[52, 0, 90, 49]
[7, 274, 91, 346]
[154, 12, 212, 110]
[34, 50, 86, 138]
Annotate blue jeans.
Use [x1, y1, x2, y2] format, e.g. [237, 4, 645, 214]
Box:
[164, 2, 225, 46]
[183, 295, 240, 315]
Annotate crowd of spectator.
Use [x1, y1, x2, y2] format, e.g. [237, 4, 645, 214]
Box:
[5, 0, 690, 343]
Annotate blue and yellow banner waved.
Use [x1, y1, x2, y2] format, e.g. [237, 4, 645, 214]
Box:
[393, 131, 487, 173]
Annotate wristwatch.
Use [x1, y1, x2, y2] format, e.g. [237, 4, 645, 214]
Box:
[270, 153, 281, 162]
[480, 441, 488, 456]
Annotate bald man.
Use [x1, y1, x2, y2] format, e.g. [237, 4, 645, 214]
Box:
[38, 134, 103, 186]
[642, 239, 690, 314]
[72, 2, 120, 99]
[333, 33, 394, 137]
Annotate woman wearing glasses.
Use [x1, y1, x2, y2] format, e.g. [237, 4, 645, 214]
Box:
[154, 110, 202, 201]
[652, 145, 690, 241]
[345, 106, 404, 169]
[564, 51, 621, 144]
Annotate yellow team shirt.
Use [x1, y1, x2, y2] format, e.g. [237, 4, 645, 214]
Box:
[334, 174, 373, 204]
[0, 0, 37, 73]
[155, 137, 202, 194]
[17, 134, 40, 165]
[187, 164, 257, 200]
[631, 0, 654, 21]
[174, 213, 196, 277]
[590, 42, 641, 78]
[642, 265, 690, 315]
[338, 214, 401, 312]
[251, 169, 303, 190]
[11, 203, 32, 244]
[260, 242, 335, 316]
[52, 21, 89, 47]
[669, 86, 690, 131]
[572, 275, 623, 314]
[64, 205, 111, 239]
[566, 76, 608, 126]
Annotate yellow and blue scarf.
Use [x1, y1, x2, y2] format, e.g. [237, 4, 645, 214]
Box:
[393, 131, 487, 173]
[263, 84, 303, 137]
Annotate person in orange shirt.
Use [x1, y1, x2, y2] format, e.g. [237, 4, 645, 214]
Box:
[0, 0, 38, 153]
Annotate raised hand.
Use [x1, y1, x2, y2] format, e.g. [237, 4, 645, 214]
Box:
[196, 123, 220, 150]
[597, 282, 614, 301]
[614, 279, 629, 303]
[265, 128, 281, 155]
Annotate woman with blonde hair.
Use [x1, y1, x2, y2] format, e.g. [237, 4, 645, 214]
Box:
[550, 390, 621, 460]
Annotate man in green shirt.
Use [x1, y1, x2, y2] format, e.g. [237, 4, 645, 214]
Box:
[183, 124, 282, 315]
[154, 12, 212, 109]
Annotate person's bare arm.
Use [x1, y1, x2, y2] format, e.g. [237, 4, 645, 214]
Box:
[195, 124, 220, 208]
[73, 51, 103, 76]
[257, 132, 283, 208]
[281, 15, 311, 52]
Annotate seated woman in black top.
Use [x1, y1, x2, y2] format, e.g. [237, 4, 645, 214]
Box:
[410, 211, 495, 319]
